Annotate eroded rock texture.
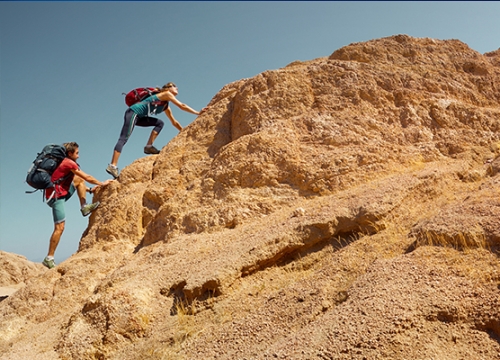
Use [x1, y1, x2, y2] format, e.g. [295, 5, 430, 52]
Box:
[1, 35, 499, 360]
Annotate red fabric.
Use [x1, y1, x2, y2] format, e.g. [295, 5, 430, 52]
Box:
[125, 87, 159, 107]
[45, 158, 78, 199]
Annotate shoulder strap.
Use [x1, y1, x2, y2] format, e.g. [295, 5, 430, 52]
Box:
[53, 172, 72, 185]
[25, 188, 41, 194]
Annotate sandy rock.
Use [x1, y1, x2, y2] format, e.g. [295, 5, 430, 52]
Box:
[1, 35, 500, 360]
[0, 251, 45, 300]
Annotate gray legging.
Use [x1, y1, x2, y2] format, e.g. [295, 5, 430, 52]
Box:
[114, 108, 164, 152]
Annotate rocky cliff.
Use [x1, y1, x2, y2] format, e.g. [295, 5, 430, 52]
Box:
[1, 35, 499, 360]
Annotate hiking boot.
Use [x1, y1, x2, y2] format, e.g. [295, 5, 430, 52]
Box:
[106, 164, 119, 179]
[81, 202, 100, 217]
[144, 145, 160, 155]
[42, 257, 56, 269]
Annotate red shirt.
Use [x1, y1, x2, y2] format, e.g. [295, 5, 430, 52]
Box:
[45, 157, 79, 199]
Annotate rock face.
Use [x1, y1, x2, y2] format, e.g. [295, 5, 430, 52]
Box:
[0, 251, 45, 301]
[1, 35, 500, 359]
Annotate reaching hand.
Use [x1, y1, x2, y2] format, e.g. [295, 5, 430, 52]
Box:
[90, 179, 115, 193]
[101, 179, 114, 187]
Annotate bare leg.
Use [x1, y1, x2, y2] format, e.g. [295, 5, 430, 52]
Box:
[47, 221, 65, 257]
[111, 150, 121, 167]
[146, 130, 159, 146]
[73, 176, 88, 207]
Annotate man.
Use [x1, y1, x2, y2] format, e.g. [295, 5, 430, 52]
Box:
[106, 82, 206, 178]
[43, 142, 114, 269]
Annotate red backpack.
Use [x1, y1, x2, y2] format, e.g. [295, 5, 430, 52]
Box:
[123, 87, 160, 107]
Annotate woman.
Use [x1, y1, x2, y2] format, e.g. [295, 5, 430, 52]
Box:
[106, 82, 205, 178]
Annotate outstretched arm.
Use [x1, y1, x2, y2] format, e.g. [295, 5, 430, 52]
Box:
[173, 99, 200, 115]
[157, 91, 201, 115]
[72, 168, 113, 188]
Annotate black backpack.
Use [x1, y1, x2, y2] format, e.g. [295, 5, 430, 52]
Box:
[26, 144, 67, 194]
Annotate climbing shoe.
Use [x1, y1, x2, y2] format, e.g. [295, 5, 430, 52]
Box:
[144, 145, 160, 155]
[81, 202, 100, 217]
[106, 164, 119, 179]
[42, 257, 56, 269]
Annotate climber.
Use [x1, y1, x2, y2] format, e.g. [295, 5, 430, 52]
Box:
[43, 142, 114, 269]
[106, 82, 207, 179]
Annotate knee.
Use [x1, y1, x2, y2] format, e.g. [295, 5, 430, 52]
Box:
[73, 176, 84, 186]
[54, 221, 65, 234]
[156, 119, 165, 131]
[115, 138, 127, 152]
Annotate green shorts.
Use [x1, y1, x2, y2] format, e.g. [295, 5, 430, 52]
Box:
[47, 184, 76, 224]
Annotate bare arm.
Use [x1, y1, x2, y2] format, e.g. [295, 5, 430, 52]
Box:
[72, 168, 113, 187]
[157, 91, 200, 115]
[164, 106, 183, 131]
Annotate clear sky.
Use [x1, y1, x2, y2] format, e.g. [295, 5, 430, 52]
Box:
[1, 1, 499, 264]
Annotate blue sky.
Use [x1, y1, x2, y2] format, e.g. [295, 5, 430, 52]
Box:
[1, 1, 499, 264]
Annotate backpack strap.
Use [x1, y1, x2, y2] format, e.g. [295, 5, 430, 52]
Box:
[37, 172, 73, 203]
[51, 173, 72, 197]
[53, 172, 71, 185]
[24, 187, 48, 203]
[25, 188, 41, 194]
[44, 188, 54, 203]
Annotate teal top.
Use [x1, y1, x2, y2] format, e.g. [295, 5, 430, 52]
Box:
[130, 95, 168, 116]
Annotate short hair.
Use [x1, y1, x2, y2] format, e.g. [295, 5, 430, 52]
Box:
[63, 142, 79, 154]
